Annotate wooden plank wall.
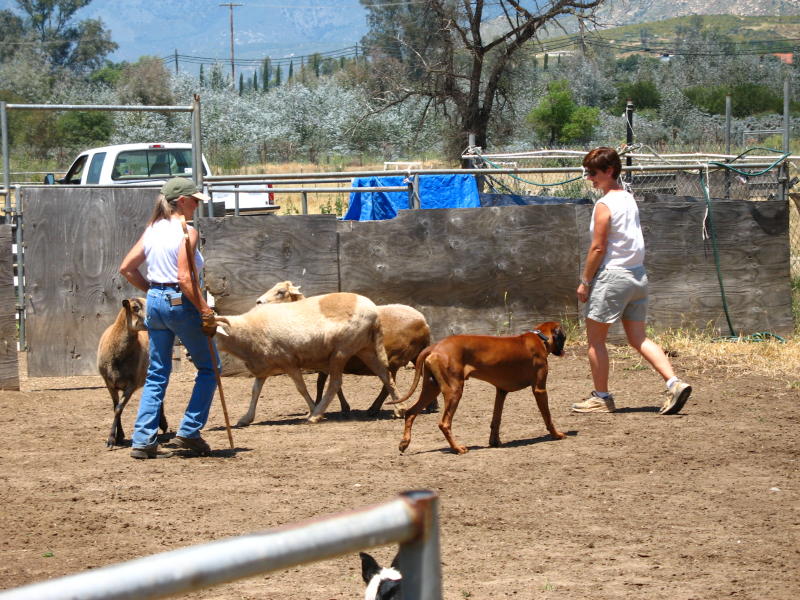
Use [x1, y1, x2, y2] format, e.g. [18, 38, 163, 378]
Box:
[202, 214, 339, 314]
[19, 188, 793, 377]
[337, 206, 582, 340]
[0, 225, 19, 390]
[23, 188, 153, 377]
[640, 197, 792, 335]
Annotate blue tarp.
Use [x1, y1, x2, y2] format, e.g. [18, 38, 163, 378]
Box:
[343, 174, 480, 221]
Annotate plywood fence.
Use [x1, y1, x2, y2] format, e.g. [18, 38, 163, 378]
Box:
[0, 225, 19, 389]
[16, 187, 794, 377]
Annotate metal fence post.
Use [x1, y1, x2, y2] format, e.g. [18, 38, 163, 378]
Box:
[625, 99, 634, 184]
[301, 191, 308, 214]
[781, 78, 791, 203]
[397, 490, 442, 600]
[192, 94, 205, 218]
[1, 101, 10, 221]
[14, 186, 25, 350]
[725, 95, 732, 199]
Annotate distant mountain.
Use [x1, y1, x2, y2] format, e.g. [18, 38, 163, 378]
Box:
[483, 0, 800, 41]
[598, 0, 800, 26]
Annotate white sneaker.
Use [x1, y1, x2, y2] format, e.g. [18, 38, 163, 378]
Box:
[660, 380, 692, 415]
[571, 391, 616, 413]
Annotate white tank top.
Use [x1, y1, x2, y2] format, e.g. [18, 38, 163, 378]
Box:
[143, 218, 204, 283]
[590, 189, 645, 269]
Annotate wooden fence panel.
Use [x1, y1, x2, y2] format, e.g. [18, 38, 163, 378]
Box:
[23, 188, 152, 377]
[641, 198, 792, 335]
[0, 225, 19, 390]
[17, 189, 794, 377]
[201, 214, 340, 315]
[338, 206, 583, 340]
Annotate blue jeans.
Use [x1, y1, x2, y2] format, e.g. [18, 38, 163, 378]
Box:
[132, 286, 220, 449]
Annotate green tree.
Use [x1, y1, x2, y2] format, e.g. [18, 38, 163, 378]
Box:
[359, 0, 607, 159]
[614, 80, 661, 114]
[12, 0, 117, 72]
[261, 57, 271, 92]
[527, 80, 599, 145]
[684, 83, 790, 117]
[288, 60, 294, 82]
[117, 57, 174, 105]
[56, 110, 112, 147]
[0, 9, 25, 61]
[274, 64, 282, 87]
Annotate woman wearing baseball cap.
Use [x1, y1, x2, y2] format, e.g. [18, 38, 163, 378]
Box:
[119, 177, 219, 459]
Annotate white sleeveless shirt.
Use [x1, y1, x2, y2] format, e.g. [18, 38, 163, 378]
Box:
[590, 189, 645, 269]
[142, 218, 204, 283]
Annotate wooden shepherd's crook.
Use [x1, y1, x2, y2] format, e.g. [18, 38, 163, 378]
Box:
[180, 215, 235, 450]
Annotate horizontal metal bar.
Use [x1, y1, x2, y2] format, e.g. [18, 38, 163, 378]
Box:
[208, 178, 351, 186]
[255, 186, 407, 194]
[205, 163, 779, 181]
[0, 493, 428, 600]
[5, 103, 193, 112]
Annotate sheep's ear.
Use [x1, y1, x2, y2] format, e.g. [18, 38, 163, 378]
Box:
[215, 325, 229, 337]
[390, 552, 400, 569]
[290, 283, 301, 293]
[122, 299, 131, 310]
[360, 552, 381, 584]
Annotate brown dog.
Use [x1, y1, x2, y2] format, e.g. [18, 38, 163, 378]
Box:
[389, 321, 567, 454]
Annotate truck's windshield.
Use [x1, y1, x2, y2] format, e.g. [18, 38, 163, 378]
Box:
[112, 149, 204, 180]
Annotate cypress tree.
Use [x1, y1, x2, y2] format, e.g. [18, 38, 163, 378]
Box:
[288, 60, 293, 81]
[199, 64, 205, 86]
[274, 64, 282, 87]
[239, 73, 244, 95]
[253, 71, 258, 92]
[262, 57, 271, 92]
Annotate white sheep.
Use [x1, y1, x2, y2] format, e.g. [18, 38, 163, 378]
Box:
[97, 298, 167, 447]
[257, 282, 433, 417]
[213, 292, 400, 424]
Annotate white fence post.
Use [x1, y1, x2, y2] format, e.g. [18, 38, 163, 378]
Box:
[0, 490, 442, 600]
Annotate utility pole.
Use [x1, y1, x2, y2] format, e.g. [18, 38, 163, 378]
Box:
[220, 3, 242, 88]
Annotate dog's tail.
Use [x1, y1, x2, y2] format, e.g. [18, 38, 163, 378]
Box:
[384, 345, 433, 405]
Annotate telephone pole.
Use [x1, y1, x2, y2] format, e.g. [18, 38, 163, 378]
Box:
[220, 3, 242, 88]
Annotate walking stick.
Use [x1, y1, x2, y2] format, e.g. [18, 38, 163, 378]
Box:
[180, 216, 235, 450]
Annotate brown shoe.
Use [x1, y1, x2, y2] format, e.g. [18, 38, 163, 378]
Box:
[131, 445, 173, 459]
[175, 435, 211, 456]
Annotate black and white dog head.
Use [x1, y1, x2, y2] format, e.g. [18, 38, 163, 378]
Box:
[360, 552, 401, 600]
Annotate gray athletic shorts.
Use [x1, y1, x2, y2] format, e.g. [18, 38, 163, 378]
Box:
[586, 266, 648, 323]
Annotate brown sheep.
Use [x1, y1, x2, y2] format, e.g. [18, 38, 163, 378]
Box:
[97, 298, 167, 447]
[257, 281, 434, 417]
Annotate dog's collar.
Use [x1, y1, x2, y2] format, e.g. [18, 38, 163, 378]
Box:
[529, 329, 549, 343]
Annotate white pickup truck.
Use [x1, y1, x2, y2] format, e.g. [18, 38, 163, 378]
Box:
[47, 142, 274, 213]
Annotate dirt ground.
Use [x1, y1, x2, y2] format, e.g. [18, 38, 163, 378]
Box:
[0, 345, 798, 600]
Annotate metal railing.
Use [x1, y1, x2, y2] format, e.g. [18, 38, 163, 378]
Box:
[0, 98, 203, 222]
[0, 490, 442, 600]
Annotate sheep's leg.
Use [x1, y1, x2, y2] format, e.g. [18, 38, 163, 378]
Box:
[158, 403, 169, 434]
[308, 356, 347, 423]
[356, 350, 401, 410]
[237, 377, 267, 427]
[316, 372, 350, 414]
[366, 367, 397, 417]
[107, 387, 129, 448]
[285, 369, 316, 416]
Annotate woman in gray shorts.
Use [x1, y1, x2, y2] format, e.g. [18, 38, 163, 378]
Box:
[572, 147, 692, 415]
